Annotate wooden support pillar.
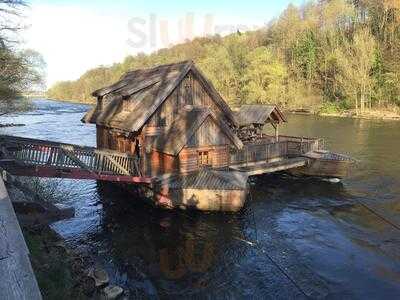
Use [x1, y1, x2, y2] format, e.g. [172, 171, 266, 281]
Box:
[270, 122, 279, 142]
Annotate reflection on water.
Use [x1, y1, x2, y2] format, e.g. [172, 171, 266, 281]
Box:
[1, 99, 400, 298]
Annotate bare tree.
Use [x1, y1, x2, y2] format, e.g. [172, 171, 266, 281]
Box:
[0, 1, 46, 115]
[0, 0, 27, 48]
[335, 28, 377, 114]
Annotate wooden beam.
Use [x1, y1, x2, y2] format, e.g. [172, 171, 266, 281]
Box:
[103, 154, 130, 175]
[4, 164, 151, 183]
[60, 146, 93, 172]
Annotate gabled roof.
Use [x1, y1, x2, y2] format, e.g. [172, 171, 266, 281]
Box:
[82, 61, 237, 132]
[234, 105, 287, 127]
[152, 106, 243, 156]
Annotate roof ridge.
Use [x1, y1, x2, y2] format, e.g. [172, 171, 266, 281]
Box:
[122, 60, 193, 78]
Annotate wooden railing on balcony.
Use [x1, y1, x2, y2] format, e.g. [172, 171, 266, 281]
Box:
[229, 136, 324, 166]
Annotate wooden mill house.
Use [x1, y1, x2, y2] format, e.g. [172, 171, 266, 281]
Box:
[83, 61, 245, 177]
[81, 60, 353, 211]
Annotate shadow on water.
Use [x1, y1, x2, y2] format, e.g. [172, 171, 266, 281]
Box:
[91, 182, 256, 299]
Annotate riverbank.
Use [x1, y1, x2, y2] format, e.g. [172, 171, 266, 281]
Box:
[45, 97, 95, 105]
[2, 172, 88, 299]
[5, 173, 127, 299]
[43, 96, 400, 122]
[289, 107, 400, 121]
[318, 108, 400, 121]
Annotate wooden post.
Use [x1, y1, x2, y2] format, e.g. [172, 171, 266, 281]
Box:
[245, 146, 248, 166]
[275, 123, 279, 142]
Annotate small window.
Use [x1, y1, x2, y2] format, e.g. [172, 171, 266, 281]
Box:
[198, 151, 212, 167]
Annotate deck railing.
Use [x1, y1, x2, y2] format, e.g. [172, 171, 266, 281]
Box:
[229, 136, 324, 166]
[0, 135, 140, 176]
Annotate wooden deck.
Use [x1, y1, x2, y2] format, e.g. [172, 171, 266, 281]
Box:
[0, 176, 42, 300]
[230, 157, 308, 176]
[228, 135, 323, 176]
[0, 135, 151, 184]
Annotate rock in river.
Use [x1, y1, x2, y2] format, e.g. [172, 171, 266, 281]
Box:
[102, 285, 124, 300]
[88, 266, 109, 287]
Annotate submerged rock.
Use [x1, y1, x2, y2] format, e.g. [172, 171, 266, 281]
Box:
[88, 266, 109, 287]
[102, 285, 124, 300]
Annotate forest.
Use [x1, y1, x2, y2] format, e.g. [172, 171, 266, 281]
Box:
[47, 0, 400, 116]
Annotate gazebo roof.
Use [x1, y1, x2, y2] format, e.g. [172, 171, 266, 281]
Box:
[234, 105, 287, 127]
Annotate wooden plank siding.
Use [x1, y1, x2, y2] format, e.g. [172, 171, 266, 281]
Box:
[178, 145, 229, 173]
[145, 151, 177, 177]
[145, 71, 230, 131]
[96, 125, 137, 154]
[96, 70, 236, 177]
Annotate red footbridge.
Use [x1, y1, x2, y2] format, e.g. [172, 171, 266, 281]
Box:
[0, 135, 151, 184]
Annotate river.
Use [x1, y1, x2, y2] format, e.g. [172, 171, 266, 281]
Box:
[1, 99, 400, 299]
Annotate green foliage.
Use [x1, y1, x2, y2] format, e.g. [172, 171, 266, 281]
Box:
[317, 101, 347, 115]
[198, 44, 239, 105]
[334, 28, 377, 114]
[242, 47, 287, 105]
[47, 0, 400, 114]
[292, 31, 317, 83]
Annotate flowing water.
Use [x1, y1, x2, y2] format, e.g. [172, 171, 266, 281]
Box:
[1, 99, 400, 299]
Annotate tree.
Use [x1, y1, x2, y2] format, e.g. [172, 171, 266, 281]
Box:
[198, 44, 239, 106]
[293, 31, 318, 85]
[242, 47, 287, 105]
[335, 28, 377, 114]
[0, 0, 28, 48]
[0, 1, 46, 114]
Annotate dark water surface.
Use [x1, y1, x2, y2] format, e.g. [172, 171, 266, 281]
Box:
[1, 99, 400, 299]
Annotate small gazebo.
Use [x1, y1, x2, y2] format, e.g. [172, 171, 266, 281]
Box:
[234, 105, 287, 142]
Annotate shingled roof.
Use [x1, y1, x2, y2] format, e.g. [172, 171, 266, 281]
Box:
[234, 105, 287, 127]
[82, 61, 237, 132]
[157, 169, 249, 190]
[151, 106, 243, 156]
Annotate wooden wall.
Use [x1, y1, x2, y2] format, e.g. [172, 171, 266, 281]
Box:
[187, 117, 229, 147]
[97, 71, 234, 177]
[145, 150, 177, 176]
[178, 145, 229, 173]
[146, 71, 228, 131]
[96, 125, 137, 154]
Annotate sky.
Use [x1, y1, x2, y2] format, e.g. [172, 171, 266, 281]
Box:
[22, 0, 305, 87]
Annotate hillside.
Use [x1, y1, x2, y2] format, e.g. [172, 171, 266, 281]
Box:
[47, 0, 400, 116]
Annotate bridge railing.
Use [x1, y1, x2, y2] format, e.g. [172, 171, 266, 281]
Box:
[0, 135, 140, 176]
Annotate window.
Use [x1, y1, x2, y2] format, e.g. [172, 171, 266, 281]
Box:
[198, 151, 212, 167]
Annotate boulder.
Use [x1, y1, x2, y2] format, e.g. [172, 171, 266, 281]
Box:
[88, 266, 109, 287]
[102, 285, 124, 300]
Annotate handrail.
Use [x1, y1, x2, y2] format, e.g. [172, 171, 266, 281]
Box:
[0, 135, 139, 176]
[0, 135, 133, 157]
[230, 137, 324, 166]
